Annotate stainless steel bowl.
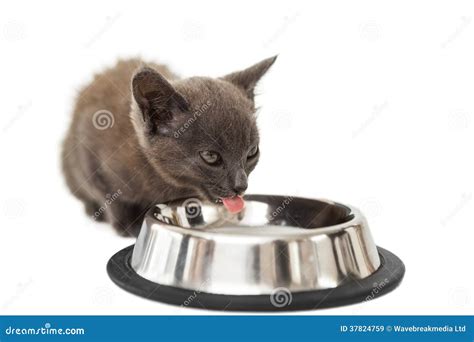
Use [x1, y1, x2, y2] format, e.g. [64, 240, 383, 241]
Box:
[108, 195, 405, 311]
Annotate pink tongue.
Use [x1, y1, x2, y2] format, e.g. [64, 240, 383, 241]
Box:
[221, 196, 245, 213]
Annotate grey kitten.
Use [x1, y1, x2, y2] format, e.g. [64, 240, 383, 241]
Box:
[62, 56, 277, 236]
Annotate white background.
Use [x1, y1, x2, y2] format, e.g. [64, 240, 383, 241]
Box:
[0, 0, 473, 315]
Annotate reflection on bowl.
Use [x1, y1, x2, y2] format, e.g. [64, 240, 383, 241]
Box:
[108, 194, 405, 311]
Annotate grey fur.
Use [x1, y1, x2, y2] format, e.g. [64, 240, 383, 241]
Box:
[62, 56, 277, 236]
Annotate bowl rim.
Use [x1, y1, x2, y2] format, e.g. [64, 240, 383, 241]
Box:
[147, 194, 365, 240]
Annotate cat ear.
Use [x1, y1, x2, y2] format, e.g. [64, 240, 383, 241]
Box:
[222, 56, 277, 100]
[131, 67, 189, 136]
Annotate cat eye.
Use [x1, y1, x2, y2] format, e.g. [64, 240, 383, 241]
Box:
[247, 145, 259, 159]
[199, 151, 221, 165]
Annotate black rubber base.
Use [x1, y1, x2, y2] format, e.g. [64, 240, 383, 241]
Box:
[107, 245, 405, 311]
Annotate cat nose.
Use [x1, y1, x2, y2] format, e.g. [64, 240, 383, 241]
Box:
[232, 169, 248, 195]
[233, 183, 248, 195]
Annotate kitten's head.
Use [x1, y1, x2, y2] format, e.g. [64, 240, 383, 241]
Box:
[130, 56, 276, 203]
